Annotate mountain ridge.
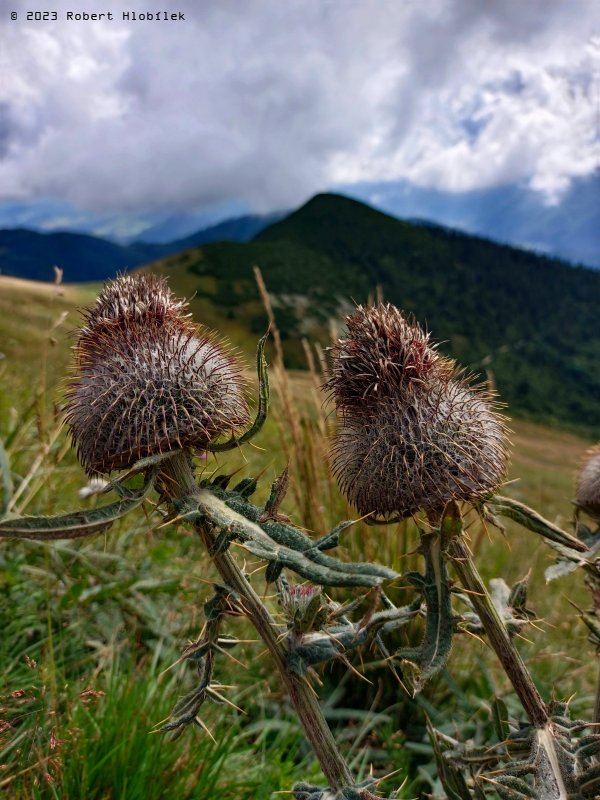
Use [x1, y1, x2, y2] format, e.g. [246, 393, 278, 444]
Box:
[0, 213, 281, 282]
[340, 172, 600, 269]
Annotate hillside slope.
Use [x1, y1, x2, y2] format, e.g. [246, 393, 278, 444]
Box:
[147, 193, 600, 436]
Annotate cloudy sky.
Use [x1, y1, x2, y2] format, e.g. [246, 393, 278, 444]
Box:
[1, 0, 599, 239]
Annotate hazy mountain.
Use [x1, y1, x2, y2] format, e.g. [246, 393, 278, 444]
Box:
[151, 212, 285, 251]
[0, 214, 280, 282]
[0, 229, 161, 283]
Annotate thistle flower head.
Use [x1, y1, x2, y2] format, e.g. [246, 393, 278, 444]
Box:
[326, 304, 509, 520]
[278, 579, 328, 633]
[325, 303, 451, 410]
[66, 273, 249, 474]
[82, 272, 187, 330]
[575, 445, 600, 516]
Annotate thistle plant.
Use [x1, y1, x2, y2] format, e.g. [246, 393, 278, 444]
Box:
[324, 304, 600, 798]
[66, 274, 249, 474]
[576, 446, 600, 520]
[326, 304, 508, 520]
[2, 278, 600, 799]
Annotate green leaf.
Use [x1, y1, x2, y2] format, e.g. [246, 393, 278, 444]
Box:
[488, 495, 587, 553]
[0, 471, 156, 541]
[397, 530, 454, 693]
[427, 719, 474, 800]
[492, 696, 510, 742]
[544, 535, 600, 583]
[493, 775, 537, 799]
[189, 487, 399, 588]
[205, 330, 269, 452]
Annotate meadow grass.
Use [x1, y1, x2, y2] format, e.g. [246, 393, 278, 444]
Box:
[0, 274, 597, 798]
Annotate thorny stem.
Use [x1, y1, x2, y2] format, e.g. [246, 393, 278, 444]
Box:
[442, 504, 550, 729]
[159, 451, 356, 793]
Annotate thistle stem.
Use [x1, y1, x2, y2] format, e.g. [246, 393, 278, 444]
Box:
[160, 451, 355, 792]
[449, 533, 549, 728]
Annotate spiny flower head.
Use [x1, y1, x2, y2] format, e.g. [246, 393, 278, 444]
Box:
[66, 273, 249, 475]
[326, 303, 509, 520]
[278, 578, 329, 634]
[325, 303, 452, 411]
[81, 272, 187, 331]
[575, 445, 600, 517]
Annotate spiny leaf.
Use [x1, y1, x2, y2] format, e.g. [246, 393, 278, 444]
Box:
[230, 477, 258, 498]
[488, 496, 587, 553]
[396, 530, 454, 693]
[544, 535, 600, 583]
[578, 763, 600, 798]
[205, 330, 269, 452]
[492, 775, 537, 799]
[286, 601, 421, 675]
[0, 471, 156, 541]
[187, 488, 399, 588]
[532, 723, 575, 799]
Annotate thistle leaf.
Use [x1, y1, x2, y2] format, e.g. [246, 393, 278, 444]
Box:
[427, 719, 474, 800]
[188, 487, 399, 588]
[544, 536, 600, 583]
[397, 531, 454, 693]
[493, 775, 537, 799]
[0, 471, 156, 541]
[205, 329, 269, 452]
[488, 496, 586, 553]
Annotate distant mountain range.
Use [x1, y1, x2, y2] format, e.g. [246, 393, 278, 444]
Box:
[0, 213, 282, 282]
[339, 172, 600, 269]
[145, 193, 600, 436]
[3, 168, 600, 281]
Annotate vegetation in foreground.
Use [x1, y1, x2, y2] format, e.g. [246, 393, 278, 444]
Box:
[0, 273, 599, 798]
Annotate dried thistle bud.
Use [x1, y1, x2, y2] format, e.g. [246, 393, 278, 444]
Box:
[325, 303, 452, 410]
[66, 274, 249, 474]
[575, 445, 600, 516]
[326, 304, 509, 520]
[81, 272, 188, 330]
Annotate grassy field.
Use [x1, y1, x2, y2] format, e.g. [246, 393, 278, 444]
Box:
[0, 274, 598, 798]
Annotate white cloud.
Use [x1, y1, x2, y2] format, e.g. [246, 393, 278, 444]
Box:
[0, 0, 598, 217]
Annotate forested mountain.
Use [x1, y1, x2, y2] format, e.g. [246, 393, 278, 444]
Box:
[147, 193, 600, 435]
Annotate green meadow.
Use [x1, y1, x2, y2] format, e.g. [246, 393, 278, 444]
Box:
[0, 274, 597, 798]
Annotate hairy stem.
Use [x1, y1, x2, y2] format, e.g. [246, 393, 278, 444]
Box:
[160, 451, 355, 791]
[442, 504, 549, 728]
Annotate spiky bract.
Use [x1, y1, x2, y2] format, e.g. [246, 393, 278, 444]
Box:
[66, 274, 249, 474]
[575, 445, 600, 516]
[325, 303, 451, 408]
[326, 304, 509, 520]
